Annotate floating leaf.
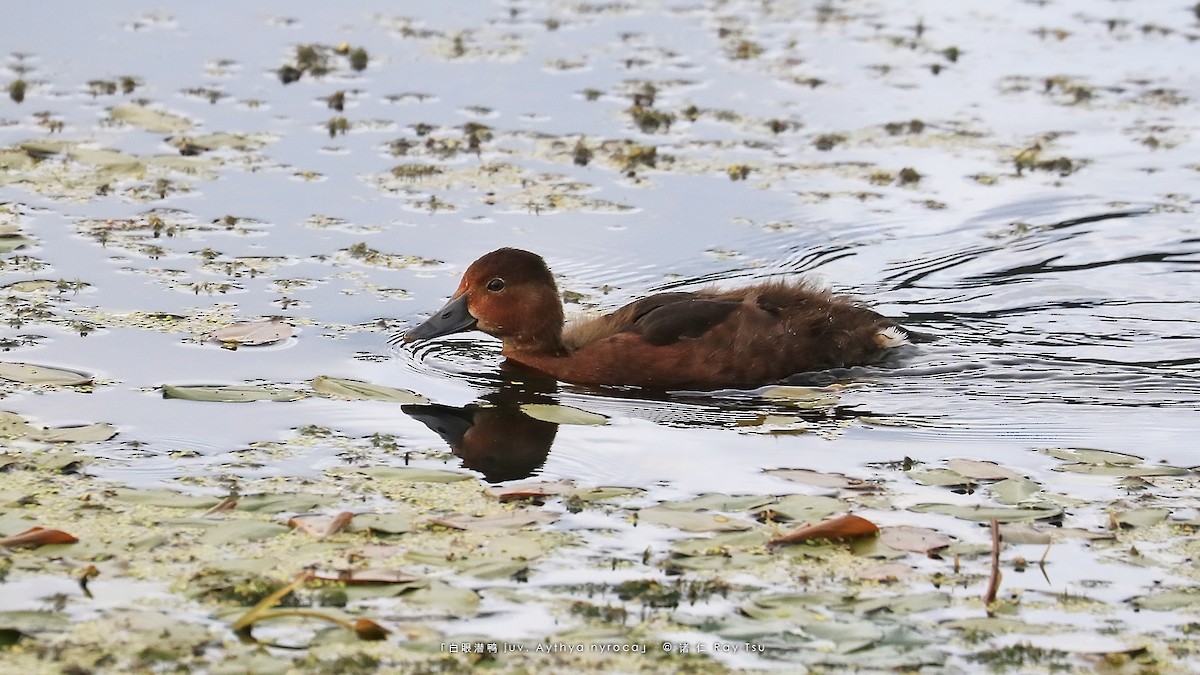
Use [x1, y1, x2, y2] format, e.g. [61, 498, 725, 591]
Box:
[161, 384, 304, 402]
[236, 494, 333, 513]
[67, 147, 144, 172]
[570, 486, 642, 502]
[311, 568, 423, 585]
[754, 494, 845, 523]
[907, 468, 972, 487]
[403, 580, 480, 617]
[0, 362, 92, 386]
[908, 503, 1062, 522]
[759, 386, 839, 408]
[942, 617, 1055, 634]
[1132, 589, 1200, 611]
[204, 319, 294, 346]
[997, 523, 1051, 545]
[337, 466, 473, 483]
[288, 511, 354, 538]
[1041, 447, 1142, 465]
[0, 526, 78, 548]
[1115, 508, 1169, 528]
[311, 376, 427, 403]
[432, 510, 557, 531]
[351, 512, 416, 534]
[27, 423, 118, 443]
[739, 591, 848, 620]
[486, 479, 575, 501]
[946, 459, 1023, 481]
[0, 235, 36, 253]
[111, 104, 194, 132]
[659, 493, 776, 513]
[857, 562, 915, 582]
[990, 477, 1042, 505]
[1054, 463, 1188, 477]
[519, 403, 608, 426]
[804, 618, 884, 651]
[198, 520, 289, 544]
[764, 468, 873, 490]
[879, 526, 953, 553]
[770, 513, 879, 546]
[638, 506, 755, 533]
[0, 411, 34, 438]
[109, 489, 222, 509]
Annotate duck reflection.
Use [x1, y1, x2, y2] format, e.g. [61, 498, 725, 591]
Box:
[402, 368, 560, 482]
[402, 362, 908, 483]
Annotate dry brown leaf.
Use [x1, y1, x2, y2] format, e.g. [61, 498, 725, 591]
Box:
[353, 618, 391, 640]
[769, 513, 879, 546]
[0, 526, 79, 548]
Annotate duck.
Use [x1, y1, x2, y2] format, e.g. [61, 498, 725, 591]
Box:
[396, 248, 907, 390]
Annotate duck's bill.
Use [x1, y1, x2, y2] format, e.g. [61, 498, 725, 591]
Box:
[402, 293, 477, 342]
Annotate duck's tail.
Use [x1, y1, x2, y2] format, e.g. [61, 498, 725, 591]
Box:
[874, 325, 910, 349]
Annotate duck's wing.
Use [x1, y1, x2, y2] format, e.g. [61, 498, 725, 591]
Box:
[564, 292, 739, 349]
[621, 293, 740, 346]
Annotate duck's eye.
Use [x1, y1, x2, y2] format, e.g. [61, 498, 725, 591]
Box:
[486, 278, 505, 292]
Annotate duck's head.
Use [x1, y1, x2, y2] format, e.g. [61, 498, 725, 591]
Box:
[402, 248, 565, 350]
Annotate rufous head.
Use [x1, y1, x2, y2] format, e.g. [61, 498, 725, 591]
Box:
[402, 248, 565, 351]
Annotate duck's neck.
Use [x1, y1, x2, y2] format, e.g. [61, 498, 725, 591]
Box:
[503, 329, 569, 357]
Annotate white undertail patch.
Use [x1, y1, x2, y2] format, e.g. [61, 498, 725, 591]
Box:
[875, 325, 909, 348]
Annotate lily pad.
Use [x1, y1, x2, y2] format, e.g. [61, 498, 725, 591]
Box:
[337, 466, 473, 483]
[0, 235, 36, 253]
[161, 384, 305, 402]
[351, 512, 416, 534]
[109, 489, 221, 509]
[759, 386, 839, 407]
[0, 411, 34, 438]
[946, 459, 1024, 481]
[432, 510, 556, 531]
[659, 493, 776, 513]
[638, 506, 755, 532]
[204, 320, 294, 346]
[764, 468, 873, 490]
[755, 494, 845, 523]
[1053, 463, 1188, 477]
[878, 526, 953, 553]
[519, 403, 608, 425]
[1041, 447, 1142, 465]
[907, 468, 973, 487]
[198, 520, 289, 545]
[111, 104, 194, 132]
[1132, 589, 1200, 611]
[27, 423, 118, 443]
[908, 503, 1063, 522]
[990, 477, 1042, 505]
[311, 376, 427, 403]
[1114, 508, 1169, 528]
[0, 362, 93, 386]
[402, 580, 480, 617]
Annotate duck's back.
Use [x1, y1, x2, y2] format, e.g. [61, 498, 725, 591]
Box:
[545, 281, 903, 389]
